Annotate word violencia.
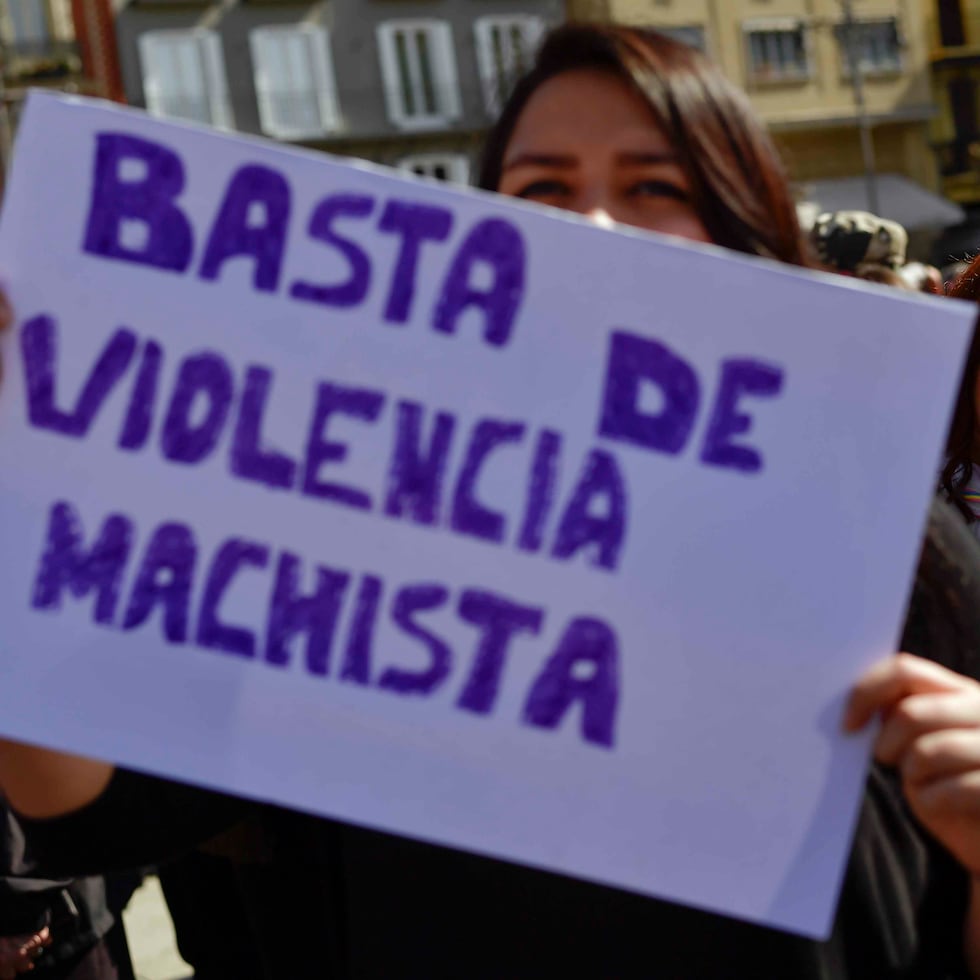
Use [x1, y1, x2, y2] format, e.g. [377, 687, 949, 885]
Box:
[22, 311, 787, 574]
[33, 500, 620, 748]
[22, 316, 627, 570]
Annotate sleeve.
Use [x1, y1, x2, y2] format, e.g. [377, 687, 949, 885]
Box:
[836, 765, 971, 979]
[13, 768, 251, 878]
[900, 496, 980, 679]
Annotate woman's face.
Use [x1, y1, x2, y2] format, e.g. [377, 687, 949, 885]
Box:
[498, 69, 712, 244]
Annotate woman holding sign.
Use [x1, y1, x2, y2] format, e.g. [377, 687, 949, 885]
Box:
[2, 22, 980, 980]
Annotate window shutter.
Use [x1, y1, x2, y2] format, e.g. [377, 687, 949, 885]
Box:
[7, 0, 48, 44]
[251, 26, 338, 139]
[377, 20, 460, 130]
[429, 21, 460, 121]
[474, 17, 544, 115]
[200, 31, 233, 130]
[139, 30, 232, 129]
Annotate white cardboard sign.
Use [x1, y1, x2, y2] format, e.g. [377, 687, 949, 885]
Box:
[0, 93, 972, 938]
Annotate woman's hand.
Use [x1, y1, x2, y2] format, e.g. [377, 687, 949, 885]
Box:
[0, 742, 114, 819]
[0, 927, 50, 978]
[845, 653, 980, 873]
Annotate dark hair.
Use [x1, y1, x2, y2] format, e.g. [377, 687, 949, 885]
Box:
[942, 258, 980, 523]
[478, 23, 813, 266]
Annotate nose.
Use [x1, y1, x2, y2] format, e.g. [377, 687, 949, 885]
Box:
[576, 184, 619, 229]
[584, 207, 617, 230]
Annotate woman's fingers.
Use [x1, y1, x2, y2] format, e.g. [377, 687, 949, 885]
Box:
[905, 766, 980, 872]
[875, 689, 980, 766]
[844, 653, 969, 732]
[18, 929, 49, 954]
[846, 655, 980, 874]
[900, 729, 980, 787]
[0, 288, 11, 334]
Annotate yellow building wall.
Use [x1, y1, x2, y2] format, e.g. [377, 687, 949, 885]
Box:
[921, 1, 980, 202]
[566, 0, 938, 189]
[776, 121, 936, 185]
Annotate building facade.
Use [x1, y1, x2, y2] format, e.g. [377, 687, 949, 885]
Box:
[565, 0, 945, 231]
[0, 0, 123, 178]
[927, 0, 980, 204]
[113, 0, 563, 183]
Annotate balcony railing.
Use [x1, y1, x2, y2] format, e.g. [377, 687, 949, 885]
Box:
[1, 39, 81, 82]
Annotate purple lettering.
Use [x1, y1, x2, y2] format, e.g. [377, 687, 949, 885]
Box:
[517, 429, 561, 553]
[301, 382, 385, 510]
[339, 574, 383, 685]
[160, 352, 234, 465]
[198, 165, 290, 292]
[378, 201, 453, 324]
[377, 584, 451, 696]
[290, 194, 374, 307]
[196, 538, 269, 658]
[700, 359, 784, 474]
[457, 590, 543, 714]
[122, 522, 196, 642]
[384, 401, 455, 526]
[432, 219, 525, 348]
[119, 340, 162, 451]
[451, 419, 525, 543]
[599, 331, 700, 455]
[21, 317, 137, 438]
[523, 617, 619, 749]
[551, 449, 627, 571]
[82, 132, 193, 272]
[31, 501, 133, 624]
[265, 552, 349, 676]
[230, 366, 296, 490]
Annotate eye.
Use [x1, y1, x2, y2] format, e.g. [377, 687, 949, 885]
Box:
[514, 179, 571, 200]
[628, 179, 690, 202]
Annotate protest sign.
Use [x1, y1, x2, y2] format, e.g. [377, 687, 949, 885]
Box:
[0, 92, 973, 938]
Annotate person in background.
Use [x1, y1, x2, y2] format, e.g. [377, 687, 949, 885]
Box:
[807, 209, 908, 283]
[943, 257, 980, 540]
[1, 23, 980, 980]
[900, 261, 945, 295]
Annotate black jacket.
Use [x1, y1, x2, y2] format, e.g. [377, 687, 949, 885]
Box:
[1, 803, 114, 964]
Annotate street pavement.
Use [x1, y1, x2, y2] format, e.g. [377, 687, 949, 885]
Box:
[121, 876, 192, 980]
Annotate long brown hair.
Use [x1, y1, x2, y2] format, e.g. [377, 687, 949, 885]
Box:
[478, 23, 813, 266]
[943, 258, 980, 523]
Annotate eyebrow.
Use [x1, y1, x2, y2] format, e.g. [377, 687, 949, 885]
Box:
[502, 150, 679, 172]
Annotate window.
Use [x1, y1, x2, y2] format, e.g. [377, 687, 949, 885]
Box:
[835, 18, 902, 76]
[3, 0, 49, 45]
[744, 20, 811, 83]
[655, 24, 707, 52]
[139, 29, 233, 129]
[250, 25, 340, 140]
[377, 20, 461, 130]
[473, 15, 545, 115]
[398, 153, 469, 185]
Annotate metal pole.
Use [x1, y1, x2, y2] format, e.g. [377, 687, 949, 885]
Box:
[840, 0, 880, 213]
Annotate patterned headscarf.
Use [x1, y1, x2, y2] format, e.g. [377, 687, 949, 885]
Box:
[809, 210, 908, 277]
